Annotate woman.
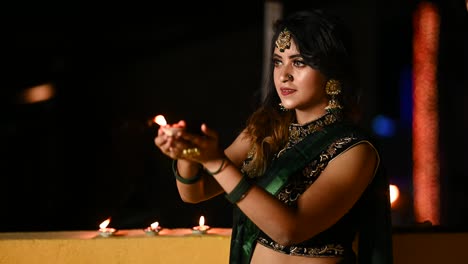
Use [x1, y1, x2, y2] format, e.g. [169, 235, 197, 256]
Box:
[154, 9, 393, 264]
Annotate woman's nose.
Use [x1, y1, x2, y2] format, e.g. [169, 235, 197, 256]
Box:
[280, 73, 293, 82]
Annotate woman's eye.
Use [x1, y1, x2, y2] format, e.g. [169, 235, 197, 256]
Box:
[273, 59, 282, 66]
[293, 60, 305, 67]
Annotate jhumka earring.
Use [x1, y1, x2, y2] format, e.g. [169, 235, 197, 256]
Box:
[324, 79, 343, 111]
[279, 103, 290, 112]
[275, 28, 291, 52]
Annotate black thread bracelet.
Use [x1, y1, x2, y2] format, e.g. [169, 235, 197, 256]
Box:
[225, 177, 252, 204]
[172, 160, 202, 184]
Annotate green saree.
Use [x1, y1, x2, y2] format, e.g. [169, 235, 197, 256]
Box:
[228, 122, 393, 264]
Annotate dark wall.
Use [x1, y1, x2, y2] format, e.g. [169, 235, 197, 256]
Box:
[1, 2, 264, 231]
[1, 0, 466, 232]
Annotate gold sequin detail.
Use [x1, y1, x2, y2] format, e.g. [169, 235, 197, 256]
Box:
[275, 28, 291, 52]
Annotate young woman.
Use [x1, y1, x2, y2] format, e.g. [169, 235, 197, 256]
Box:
[154, 9, 393, 264]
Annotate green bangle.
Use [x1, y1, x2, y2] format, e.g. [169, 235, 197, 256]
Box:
[225, 177, 252, 204]
[172, 160, 202, 184]
[205, 158, 227, 176]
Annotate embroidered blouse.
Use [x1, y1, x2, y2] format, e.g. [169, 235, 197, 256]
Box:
[243, 112, 372, 260]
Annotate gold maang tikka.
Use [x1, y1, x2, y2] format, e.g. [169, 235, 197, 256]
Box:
[275, 28, 291, 52]
[324, 79, 343, 111]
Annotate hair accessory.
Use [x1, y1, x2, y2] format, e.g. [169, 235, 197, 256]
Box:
[225, 177, 252, 204]
[324, 79, 343, 111]
[172, 160, 203, 184]
[275, 28, 291, 52]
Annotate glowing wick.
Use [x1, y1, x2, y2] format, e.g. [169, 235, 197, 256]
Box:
[154, 115, 167, 126]
[144, 221, 162, 236]
[99, 218, 111, 229]
[150, 221, 160, 230]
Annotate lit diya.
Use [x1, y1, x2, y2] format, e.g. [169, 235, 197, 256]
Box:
[144, 221, 162, 236]
[98, 218, 116, 237]
[192, 216, 210, 234]
[154, 115, 184, 136]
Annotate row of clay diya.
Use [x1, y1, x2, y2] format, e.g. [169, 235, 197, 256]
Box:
[98, 216, 210, 237]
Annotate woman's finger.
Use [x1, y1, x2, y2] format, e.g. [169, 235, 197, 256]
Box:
[200, 123, 218, 139]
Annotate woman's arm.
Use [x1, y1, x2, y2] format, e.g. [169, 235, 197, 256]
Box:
[173, 122, 378, 246]
[203, 140, 378, 246]
[173, 129, 253, 203]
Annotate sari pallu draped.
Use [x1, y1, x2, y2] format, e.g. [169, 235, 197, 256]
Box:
[228, 122, 393, 264]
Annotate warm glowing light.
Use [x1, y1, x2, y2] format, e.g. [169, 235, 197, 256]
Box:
[412, 1, 440, 225]
[150, 222, 159, 230]
[389, 184, 400, 205]
[19, 83, 55, 104]
[192, 215, 210, 234]
[155, 115, 183, 136]
[154, 115, 167, 126]
[98, 217, 116, 237]
[99, 218, 111, 229]
[143, 221, 161, 235]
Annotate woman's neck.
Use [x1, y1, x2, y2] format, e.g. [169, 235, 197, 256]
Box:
[294, 109, 328, 125]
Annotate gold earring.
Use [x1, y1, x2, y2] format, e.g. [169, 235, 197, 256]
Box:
[324, 79, 343, 111]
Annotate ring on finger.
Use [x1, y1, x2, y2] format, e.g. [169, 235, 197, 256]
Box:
[181, 147, 200, 158]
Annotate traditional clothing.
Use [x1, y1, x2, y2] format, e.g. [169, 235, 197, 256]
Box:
[229, 112, 393, 264]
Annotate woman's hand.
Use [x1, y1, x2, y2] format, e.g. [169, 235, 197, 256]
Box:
[178, 123, 225, 164]
[154, 121, 224, 163]
[154, 120, 189, 160]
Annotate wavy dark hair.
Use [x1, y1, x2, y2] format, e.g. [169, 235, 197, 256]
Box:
[243, 9, 361, 177]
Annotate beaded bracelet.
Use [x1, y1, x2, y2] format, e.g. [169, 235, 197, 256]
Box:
[225, 177, 252, 204]
[172, 160, 203, 184]
[205, 158, 227, 176]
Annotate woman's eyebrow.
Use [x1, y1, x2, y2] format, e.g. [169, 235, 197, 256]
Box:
[272, 53, 302, 59]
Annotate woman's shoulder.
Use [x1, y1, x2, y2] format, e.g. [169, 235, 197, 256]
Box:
[325, 121, 380, 160]
[336, 121, 378, 144]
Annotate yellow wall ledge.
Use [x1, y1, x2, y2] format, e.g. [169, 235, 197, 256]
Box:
[0, 228, 231, 264]
[1, 229, 467, 264]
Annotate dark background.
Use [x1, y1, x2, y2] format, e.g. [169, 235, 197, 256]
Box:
[1, 0, 467, 232]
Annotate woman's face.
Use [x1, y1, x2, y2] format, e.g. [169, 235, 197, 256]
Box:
[273, 39, 328, 121]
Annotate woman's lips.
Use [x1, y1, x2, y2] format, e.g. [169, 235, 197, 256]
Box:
[280, 88, 296, 96]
